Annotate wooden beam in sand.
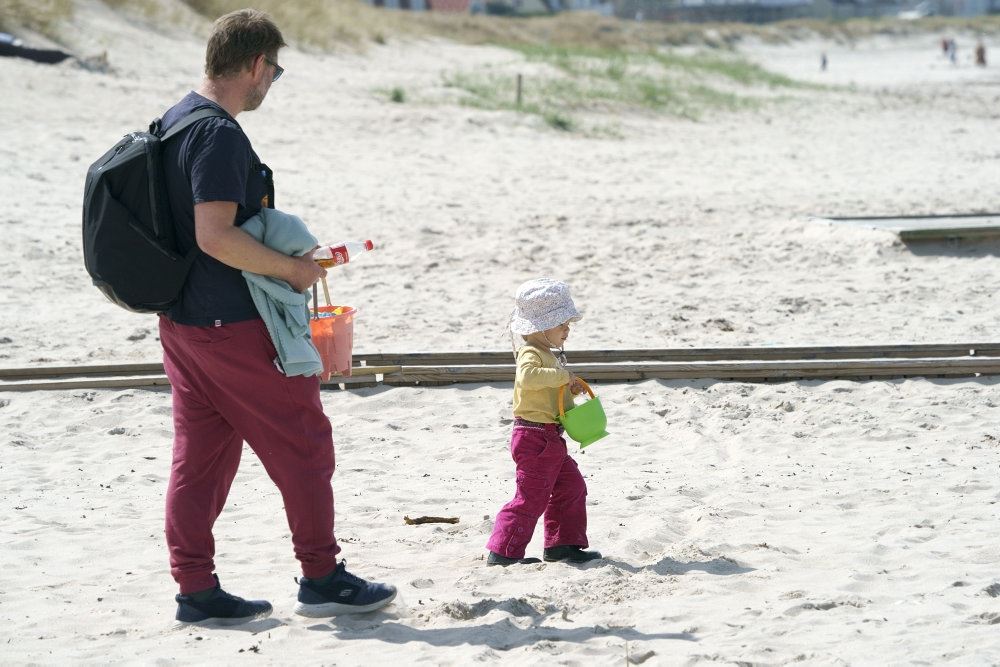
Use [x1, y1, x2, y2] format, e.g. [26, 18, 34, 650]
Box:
[380, 357, 1000, 386]
[4, 345, 1000, 383]
[0, 366, 400, 392]
[815, 213, 1000, 242]
[4, 357, 1000, 391]
[353, 343, 1000, 366]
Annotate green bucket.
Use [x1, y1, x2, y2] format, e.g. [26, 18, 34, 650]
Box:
[558, 378, 609, 449]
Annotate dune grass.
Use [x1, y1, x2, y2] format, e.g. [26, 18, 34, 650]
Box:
[0, 0, 72, 34]
[177, 0, 415, 49]
[443, 44, 803, 132]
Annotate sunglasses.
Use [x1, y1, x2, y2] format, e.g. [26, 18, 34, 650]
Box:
[264, 56, 284, 82]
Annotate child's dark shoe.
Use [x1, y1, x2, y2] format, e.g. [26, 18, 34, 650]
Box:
[487, 551, 542, 566]
[543, 545, 602, 563]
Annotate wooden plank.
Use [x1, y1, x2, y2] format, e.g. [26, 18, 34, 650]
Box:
[0, 364, 399, 382]
[564, 344, 1000, 362]
[384, 366, 514, 384]
[0, 375, 389, 392]
[0, 366, 400, 392]
[0, 376, 174, 391]
[582, 358, 1000, 380]
[319, 366, 399, 389]
[320, 379, 382, 389]
[355, 343, 1000, 366]
[4, 357, 1000, 391]
[898, 227, 1000, 242]
[6, 355, 1000, 391]
[317, 365, 400, 377]
[381, 357, 1000, 385]
[817, 213, 1000, 242]
[357, 352, 511, 366]
[823, 212, 1000, 222]
[0, 362, 164, 380]
[7, 345, 1000, 380]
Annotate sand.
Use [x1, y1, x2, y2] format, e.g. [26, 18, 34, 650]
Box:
[2, 4, 1000, 664]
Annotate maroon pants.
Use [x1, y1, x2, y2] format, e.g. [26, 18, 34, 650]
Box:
[486, 420, 589, 558]
[159, 317, 340, 594]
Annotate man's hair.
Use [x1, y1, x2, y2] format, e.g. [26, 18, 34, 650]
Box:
[205, 9, 286, 79]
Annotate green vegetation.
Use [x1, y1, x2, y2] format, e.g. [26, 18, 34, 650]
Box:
[543, 111, 574, 131]
[443, 44, 804, 132]
[176, 0, 412, 50]
[0, 0, 72, 34]
[389, 86, 407, 103]
[649, 51, 798, 87]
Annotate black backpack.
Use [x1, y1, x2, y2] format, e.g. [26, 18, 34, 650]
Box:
[82, 108, 225, 313]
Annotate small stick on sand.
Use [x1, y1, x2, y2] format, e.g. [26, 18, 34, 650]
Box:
[404, 515, 459, 525]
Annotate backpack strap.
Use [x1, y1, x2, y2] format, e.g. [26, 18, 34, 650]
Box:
[155, 107, 229, 142]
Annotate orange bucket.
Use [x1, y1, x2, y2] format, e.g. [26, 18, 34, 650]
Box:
[309, 305, 356, 379]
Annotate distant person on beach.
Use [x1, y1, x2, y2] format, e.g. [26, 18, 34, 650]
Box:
[975, 41, 986, 67]
[820, 52, 828, 71]
[485, 278, 602, 566]
[156, 8, 395, 625]
[948, 38, 958, 65]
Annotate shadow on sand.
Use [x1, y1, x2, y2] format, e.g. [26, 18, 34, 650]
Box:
[599, 555, 755, 577]
[902, 237, 1000, 258]
[295, 555, 751, 647]
[317, 616, 694, 649]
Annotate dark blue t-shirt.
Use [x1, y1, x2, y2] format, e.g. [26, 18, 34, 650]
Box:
[160, 91, 273, 326]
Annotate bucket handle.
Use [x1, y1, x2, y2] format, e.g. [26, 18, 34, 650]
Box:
[558, 377, 595, 418]
[311, 277, 333, 321]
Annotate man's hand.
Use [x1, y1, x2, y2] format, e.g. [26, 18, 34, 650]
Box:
[286, 253, 326, 292]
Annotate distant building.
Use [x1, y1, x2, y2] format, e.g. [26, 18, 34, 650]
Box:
[427, 0, 471, 10]
[566, 0, 616, 11]
[367, 0, 469, 10]
[618, 0, 813, 23]
[363, 0, 614, 13]
[618, 0, 996, 21]
[822, 0, 996, 18]
[365, 0, 994, 16]
[937, 0, 993, 15]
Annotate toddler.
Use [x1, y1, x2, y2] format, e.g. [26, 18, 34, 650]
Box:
[485, 278, 602, 566]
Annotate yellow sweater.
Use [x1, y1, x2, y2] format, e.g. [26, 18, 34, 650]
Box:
[512, 344, 571, 424]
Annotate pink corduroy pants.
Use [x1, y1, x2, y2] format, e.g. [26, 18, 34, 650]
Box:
[486, 420, 589, 558]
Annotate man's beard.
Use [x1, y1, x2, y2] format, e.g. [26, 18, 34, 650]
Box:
[244, 83, 266, 111]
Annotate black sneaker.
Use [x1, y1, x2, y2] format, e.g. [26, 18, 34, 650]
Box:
[293, 560, 397, 617]
[486, 551, 542, 567]
[174, 575, 273, 626]
[543, 545, 602, 563]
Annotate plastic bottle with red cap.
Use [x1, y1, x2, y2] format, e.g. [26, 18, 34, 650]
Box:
[312, 240, 374, 268]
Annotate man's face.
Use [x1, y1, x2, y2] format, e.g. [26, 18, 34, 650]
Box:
[244, 54, 277, 111]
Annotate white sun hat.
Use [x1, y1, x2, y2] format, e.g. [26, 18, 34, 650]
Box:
[508, 278, 582, 335]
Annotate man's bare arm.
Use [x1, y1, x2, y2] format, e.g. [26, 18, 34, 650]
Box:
[194, 201, 325, 292]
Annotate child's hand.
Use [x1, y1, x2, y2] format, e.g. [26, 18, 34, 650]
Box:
[568, 375, 587, 395]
